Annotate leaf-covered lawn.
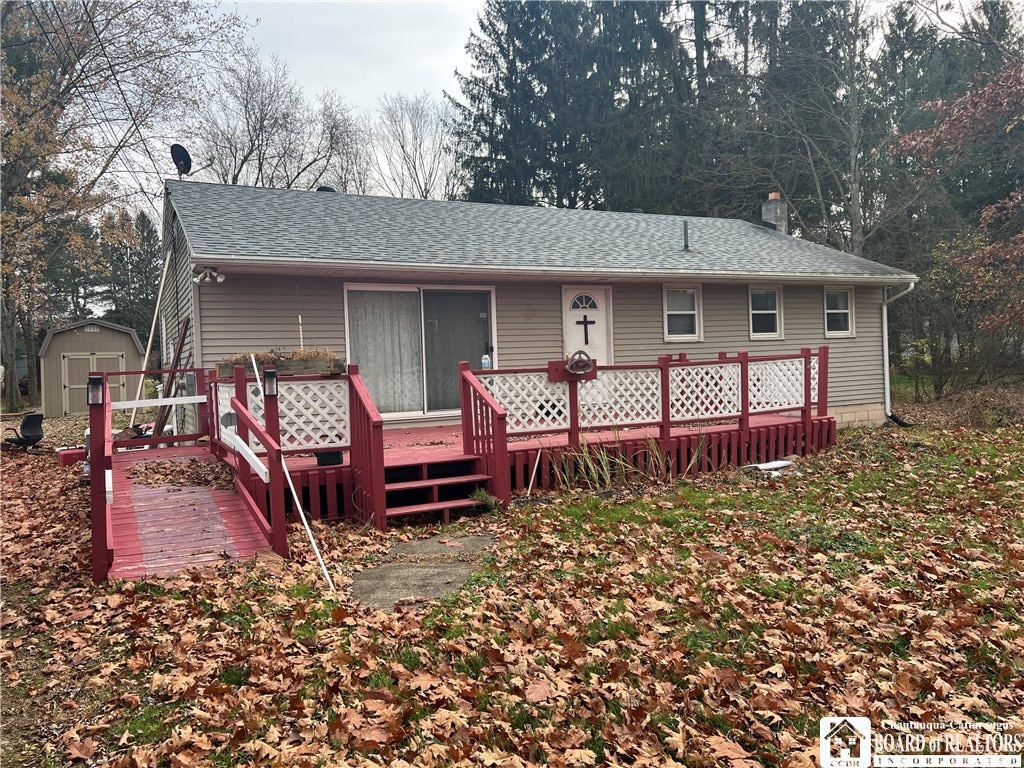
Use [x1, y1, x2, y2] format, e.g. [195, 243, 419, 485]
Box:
[2, 426, 1023, 767]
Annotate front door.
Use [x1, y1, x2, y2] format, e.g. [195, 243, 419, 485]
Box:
[562, 286, 612, 365]
[347, 287, 493, 415]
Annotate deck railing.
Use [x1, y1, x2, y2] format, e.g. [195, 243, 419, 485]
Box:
[474, 346, 830, 448]
[228, 385, 289, 558]
[88, 368, 213, 582]
[459, 362, 511, 503]
[89, 380, 114, 582]
[210, 372, 350, 459]
[347, 364, 386, 529]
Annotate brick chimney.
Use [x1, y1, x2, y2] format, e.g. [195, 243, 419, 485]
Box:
[762, 192, 788, 235]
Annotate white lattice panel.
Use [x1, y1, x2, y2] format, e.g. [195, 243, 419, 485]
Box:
[579, 369, 661, 428]
[215, 384, 236, 442]
[278, 380, 350, 448]
[810, 355, 819, 403]
[669, 363, 741, 421]
[478, 373, 569, 434]
[749, 359, 805, 413]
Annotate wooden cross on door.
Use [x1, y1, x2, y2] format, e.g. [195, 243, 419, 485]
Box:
[576, 314, 596, 345]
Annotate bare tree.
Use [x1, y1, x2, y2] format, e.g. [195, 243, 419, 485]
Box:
[371, 92, 460, 199]
[1, 0, 243, 409]
[194, 50, 363, 190]
[323, 114, 376, 195]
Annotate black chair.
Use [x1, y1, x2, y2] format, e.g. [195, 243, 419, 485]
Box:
[4, 413, 44, 452]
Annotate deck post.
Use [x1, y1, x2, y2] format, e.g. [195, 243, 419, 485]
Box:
[493, 411, 511, 504]
[816, 346, 829, 417]
[196, 369, 211, 450]
[658, 355, 672, 444]
[261, 367, 289, 557]
[801, 347, 814, 448]
[738, 352, 750, 464]
[567, 378, 581, 450]
[89, 376, 110, 583]
[459, 361, 473, 455]
[233, 366, 252, 489]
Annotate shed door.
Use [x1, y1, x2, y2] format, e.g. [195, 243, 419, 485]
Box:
[62, 353, 126, 415]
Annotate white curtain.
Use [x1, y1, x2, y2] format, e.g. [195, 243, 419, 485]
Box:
[347, 290, 424, 413]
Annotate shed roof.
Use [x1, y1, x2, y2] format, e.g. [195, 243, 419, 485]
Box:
[165, 180, 917, 284]
[39, 319, 145, 356]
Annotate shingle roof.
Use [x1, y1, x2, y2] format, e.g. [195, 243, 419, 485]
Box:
[165, 180, 917, 282]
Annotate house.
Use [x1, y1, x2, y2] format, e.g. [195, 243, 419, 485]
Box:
[160, 180, 917, 428]
[39, 319, 145, 417]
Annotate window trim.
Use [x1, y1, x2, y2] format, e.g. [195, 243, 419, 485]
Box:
[663, 284, 704, 342]
[748, 285, 784, 340]
[823, 286, 856, 338]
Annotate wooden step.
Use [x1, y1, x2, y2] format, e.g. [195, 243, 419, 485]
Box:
[383, 453, 479, 470]
[385, 497, 481, 519]
[385, 473, 490, 492]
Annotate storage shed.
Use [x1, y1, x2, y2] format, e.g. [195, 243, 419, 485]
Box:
[39, 320, 145, 417]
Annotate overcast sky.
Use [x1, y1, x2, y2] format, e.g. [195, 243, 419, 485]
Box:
[238, 1, 483, 115]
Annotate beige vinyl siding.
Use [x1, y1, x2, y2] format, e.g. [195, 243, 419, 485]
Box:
[612, 283, 884, 408]
[197, 275, 346, 367]
[494, 282, 563, 367]
[160, 210, 197, 369]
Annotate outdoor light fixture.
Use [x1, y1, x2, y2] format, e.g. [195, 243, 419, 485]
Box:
[192, 266, 225, 285]
[263, 368, 278, 398]
[87, 374, 104, 406]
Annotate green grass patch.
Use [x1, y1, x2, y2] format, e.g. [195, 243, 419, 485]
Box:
[218, 665, 249, 686]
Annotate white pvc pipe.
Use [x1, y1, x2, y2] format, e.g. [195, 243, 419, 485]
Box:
[249, 357, 335, 591]
[131, 238, 175, 426]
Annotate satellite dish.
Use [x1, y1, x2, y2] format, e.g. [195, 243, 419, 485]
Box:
[316, 186, 337, 193]
[171, 144, 192, 179]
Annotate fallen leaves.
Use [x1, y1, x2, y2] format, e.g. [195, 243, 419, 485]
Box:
[2, 424, 1023, 766]
[127, 457, 234, 490]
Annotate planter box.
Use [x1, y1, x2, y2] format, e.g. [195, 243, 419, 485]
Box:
[216, 358, 344, 378]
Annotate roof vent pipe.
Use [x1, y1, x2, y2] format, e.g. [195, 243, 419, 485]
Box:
[683, 221, 689, 251]
[762, 192, 788, 235]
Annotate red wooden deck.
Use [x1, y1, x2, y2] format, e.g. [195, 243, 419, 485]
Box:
[107, 446, 273, 579]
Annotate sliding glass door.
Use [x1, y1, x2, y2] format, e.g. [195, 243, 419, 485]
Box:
[424, 290, 491, 411]
[347, 287, 492, 414]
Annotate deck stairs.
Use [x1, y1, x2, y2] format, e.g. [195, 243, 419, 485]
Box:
[383, 454, 491, 523]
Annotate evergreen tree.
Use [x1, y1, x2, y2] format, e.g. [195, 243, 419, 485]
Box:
[450, 0, 550, 205]
[99, 212, 163, 344]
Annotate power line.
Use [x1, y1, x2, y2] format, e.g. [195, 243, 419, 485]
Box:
[37, 3, 164, 219]
[81, 1, 168, 188]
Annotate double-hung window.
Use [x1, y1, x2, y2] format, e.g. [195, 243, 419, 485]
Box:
[749, 286, 783, 339]
[663, 286, 703, 341]
[824, 287, 855, 337]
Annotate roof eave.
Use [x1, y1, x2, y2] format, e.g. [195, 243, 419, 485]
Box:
[189, 253, 920, 285]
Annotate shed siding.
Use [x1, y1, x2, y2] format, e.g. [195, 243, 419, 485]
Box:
[611, 283, 884, 408]
[196, 275, 346, 367]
